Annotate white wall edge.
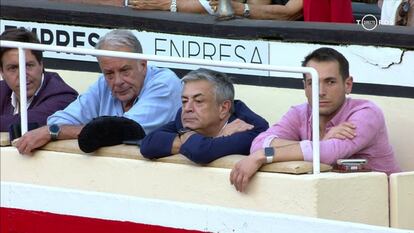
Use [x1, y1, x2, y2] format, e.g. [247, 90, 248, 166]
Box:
[1, 181, 408, 233]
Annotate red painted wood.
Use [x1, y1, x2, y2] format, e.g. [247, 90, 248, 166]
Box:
[1, 207, 207, 233]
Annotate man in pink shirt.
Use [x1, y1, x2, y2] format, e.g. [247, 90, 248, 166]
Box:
[230, 47, 401, 192]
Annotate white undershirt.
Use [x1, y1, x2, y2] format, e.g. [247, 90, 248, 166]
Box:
[11, 74, 44, 115]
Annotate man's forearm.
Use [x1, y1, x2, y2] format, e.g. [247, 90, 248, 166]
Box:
[247, 0, 272, 4]
[177, 0, 207, 13]
[268, 138, 303, 162]
[270, 138, 300, 148]
[233, 0, 303, 20]
[58, 125, 84, 140]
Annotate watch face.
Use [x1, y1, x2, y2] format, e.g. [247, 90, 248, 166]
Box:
[49, 124, 60, 133]
[264, 147, 274, 163]
[264, 147, 274, 156]
[178, 127, 192, 136]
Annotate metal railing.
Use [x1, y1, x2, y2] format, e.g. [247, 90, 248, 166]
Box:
[0, 40, 321, 174]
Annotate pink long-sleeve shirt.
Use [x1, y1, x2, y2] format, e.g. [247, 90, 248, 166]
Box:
[250, 98, 401, 175]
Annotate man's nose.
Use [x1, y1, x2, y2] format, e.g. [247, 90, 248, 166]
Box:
[183, 101, 194, 112]
[319, 83, 327, 97]
[113, 73, 123, 86]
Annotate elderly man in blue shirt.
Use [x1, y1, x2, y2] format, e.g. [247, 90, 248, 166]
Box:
[140, 68, 268, 164]
[15, 29, 182, 154]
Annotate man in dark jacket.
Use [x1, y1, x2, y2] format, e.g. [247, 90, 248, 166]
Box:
[0, 27, 78, 133]
[140, 68, 269, 164]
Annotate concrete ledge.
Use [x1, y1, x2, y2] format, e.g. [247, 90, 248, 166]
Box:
[1, 146, 389, 226]
[390, 171, 414, 230]
[40, 139, 332, 174]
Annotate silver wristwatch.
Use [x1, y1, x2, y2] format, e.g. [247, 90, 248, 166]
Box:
[48, 124, 60, 141]
[243, 4, 250, 18]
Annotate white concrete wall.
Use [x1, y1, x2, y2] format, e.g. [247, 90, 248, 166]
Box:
[1, 147, 390, 226]
[390, 172, 414, 230]
[2, 181, 405, 233]
[55, 69, 99, 94]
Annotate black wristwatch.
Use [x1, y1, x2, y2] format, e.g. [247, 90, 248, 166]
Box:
[177, 128, 192, 137]
[264, 147, 275, 164]
[48, 124, 60, 141]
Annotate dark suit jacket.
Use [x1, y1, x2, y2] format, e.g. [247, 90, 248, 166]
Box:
[0, 71, 78, 131]
[140, 100, 269, 164]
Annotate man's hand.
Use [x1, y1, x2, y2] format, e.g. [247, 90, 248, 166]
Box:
[14, 126, 51, 155]
[128, 0, 170, 10]
[230, 149, 265, 192]
[322, 122, 356, 140]
[217, 119, 254, 137]
[179, 130, 196, 144]
[171, 130, 196, 154]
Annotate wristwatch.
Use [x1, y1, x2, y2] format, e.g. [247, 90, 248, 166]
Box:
[170, 0, 177, 12]
[243, 4, 250, 18]
[264, 147, 275, 164]
[48, 124, 60, 141]
[177, 127, 192, 137]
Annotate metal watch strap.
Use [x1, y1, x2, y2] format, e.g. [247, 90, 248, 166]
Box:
[243, 3, 250, 18]
[170, 0, 177, 12]
[178, 128, 192, 137]
[49, 124, 60, 141]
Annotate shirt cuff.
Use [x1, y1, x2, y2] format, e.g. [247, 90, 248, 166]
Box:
[263, 135, 278, 148]
[300, 140, 313, 161]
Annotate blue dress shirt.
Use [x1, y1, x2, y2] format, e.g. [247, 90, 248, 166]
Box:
[48, 65, 182, 134]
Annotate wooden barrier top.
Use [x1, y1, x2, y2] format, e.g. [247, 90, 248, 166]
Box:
[38, 139, 332, 174]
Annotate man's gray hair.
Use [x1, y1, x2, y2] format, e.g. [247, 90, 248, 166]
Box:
[182, 68, 235, 113]
[95, 29, 142, 53]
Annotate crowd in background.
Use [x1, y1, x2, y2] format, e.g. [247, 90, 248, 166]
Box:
[49, 0, 413, 26]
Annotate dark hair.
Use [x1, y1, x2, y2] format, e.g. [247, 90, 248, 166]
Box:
[301, 47, 350, 80]
[0, 27, 43, 67]
[182, 68, 235, 113]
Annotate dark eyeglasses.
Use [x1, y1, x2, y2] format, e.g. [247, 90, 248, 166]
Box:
[396, 1, 410, 26]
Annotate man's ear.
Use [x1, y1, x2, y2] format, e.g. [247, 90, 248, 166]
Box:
[345, 76, 353, 94]
[138, 59, 147, 67]
[138, 60, 147, 73]
[219, 100, 232, 120]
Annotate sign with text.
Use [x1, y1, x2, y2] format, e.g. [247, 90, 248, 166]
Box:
[1, 20, 268, 76]
[2, 19, 413, 87]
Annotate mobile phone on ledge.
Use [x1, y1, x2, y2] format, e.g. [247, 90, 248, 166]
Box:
[334, 159, 370, 173]
[337, 159, 367, 165]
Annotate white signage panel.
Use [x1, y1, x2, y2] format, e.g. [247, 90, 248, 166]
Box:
[2, 19, 413, 87]
[0, 19, 269, 76]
